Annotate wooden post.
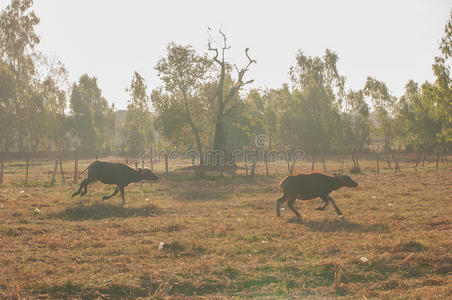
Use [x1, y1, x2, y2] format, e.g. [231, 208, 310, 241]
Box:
[436, 151, 439, 170]
[376, 153, 380, 174]
[192, 156, 196, 175]
[251, 151, 256, 177]
[165, 149, 168, 175]
[96, 154, 98, 160]
[264, 150, 269, 176]
[322, 156, 326, 172]
[311, 156, 315, 171]
[286, 152, 291, 174]
[51, 159, 58, 186]
[59, 157, 65, 183]
[150, 144, 154, 171]
[135, 161, 138, 170]
[25, 156, 29, 187]
[244, 146, 248, 176]
[341, 155, 344, 174]
[73, 149, 78, 184]
[0, 160, 4, 185]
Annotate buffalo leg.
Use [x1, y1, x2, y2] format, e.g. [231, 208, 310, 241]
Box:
[287, 194, 301, 220]
[327, 196, 343, 216]
[80, 180, 89, 196]
[72, 180, 85, 197]
[119, 186, 125, 206]
[276, 193, 288, 217]
[316, 196, 329, 211]
[72, 179, 90, 197]
[102, 186, 119, 200]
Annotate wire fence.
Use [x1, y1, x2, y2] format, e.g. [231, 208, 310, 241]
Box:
[0, 148, 449, 187]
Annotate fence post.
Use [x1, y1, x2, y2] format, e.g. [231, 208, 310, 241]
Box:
[25, 155, 29, 187]
[73, 149, 78, 184]
[51, 159, 58, 186]
[376, 153, 380, 174]
[0, 160, 4, 185]
[250, 151, 256, 177]
[311, 156, 315, 171]
[265, 150, 269, 176]
[436, 151, 439, 170]
[59, 157, 65, 183]
[244, 146, 248, 176]
[192, 156, 196, 175]
[165, 148, 169, 175]
[341, 156, 344, 173]
[135, 161, 138, 170]
[150, 144, 154, 171]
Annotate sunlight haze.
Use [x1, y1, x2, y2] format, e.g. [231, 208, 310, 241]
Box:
[13, 0, 452, 109]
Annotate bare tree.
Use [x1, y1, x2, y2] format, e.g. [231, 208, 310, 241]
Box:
[208, 29, 256, 153]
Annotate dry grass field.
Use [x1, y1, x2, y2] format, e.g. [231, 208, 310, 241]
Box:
[0, 156, 451, 299]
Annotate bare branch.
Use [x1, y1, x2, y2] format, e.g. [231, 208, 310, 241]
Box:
[245, 48, 257, 65]
[207, 40, 220, 64]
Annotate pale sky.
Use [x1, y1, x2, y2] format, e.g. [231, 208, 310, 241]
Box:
[3, 0, 451, 110]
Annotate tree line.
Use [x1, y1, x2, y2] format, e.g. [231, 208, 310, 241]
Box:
[1, 1, 451, 170]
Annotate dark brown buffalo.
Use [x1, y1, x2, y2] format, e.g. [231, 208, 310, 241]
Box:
[72, 161, 159, 205]
[276, 172, 358, 220]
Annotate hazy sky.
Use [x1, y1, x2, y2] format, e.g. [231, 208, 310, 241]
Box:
[3, 0, 450, 110]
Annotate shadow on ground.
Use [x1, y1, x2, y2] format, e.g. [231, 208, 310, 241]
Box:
[298, 218, 389, 233]
[51, 203, 163, 221]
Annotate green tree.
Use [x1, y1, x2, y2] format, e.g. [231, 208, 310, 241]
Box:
[125, 72, 153, 155]
[343, 89, 371, 169]
[364, 77, 396, 150]
[0, 61, 16, 151]
[70, 74, 112, 154]
[0, 0, 40, 151]
[287, 49, 344, 155]
[154, 43, 211, 175]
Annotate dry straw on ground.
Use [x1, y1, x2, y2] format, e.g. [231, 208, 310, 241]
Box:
[0, 156, 450, 299]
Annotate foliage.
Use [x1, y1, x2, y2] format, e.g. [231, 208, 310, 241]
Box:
[70, 74, 114, 154]
[154, 43, 211, 170]
[125, 72, 153, 154]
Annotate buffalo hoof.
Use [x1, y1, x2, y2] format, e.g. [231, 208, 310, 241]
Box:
[288, 217, 303, 224]
[71, 193, 78, 197]
[315, 207, 325, 211]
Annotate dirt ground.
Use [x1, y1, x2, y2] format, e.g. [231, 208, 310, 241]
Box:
[0, 156, 451, 299]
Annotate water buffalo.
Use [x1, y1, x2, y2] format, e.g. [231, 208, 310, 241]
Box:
[276, 172, 358, 221]
[72, 160, 159, 205]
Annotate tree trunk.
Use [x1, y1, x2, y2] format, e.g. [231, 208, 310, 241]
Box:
[213, 118, 226, 153]
[182, 91, 204, 176]
[414, 153, 422, 170]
